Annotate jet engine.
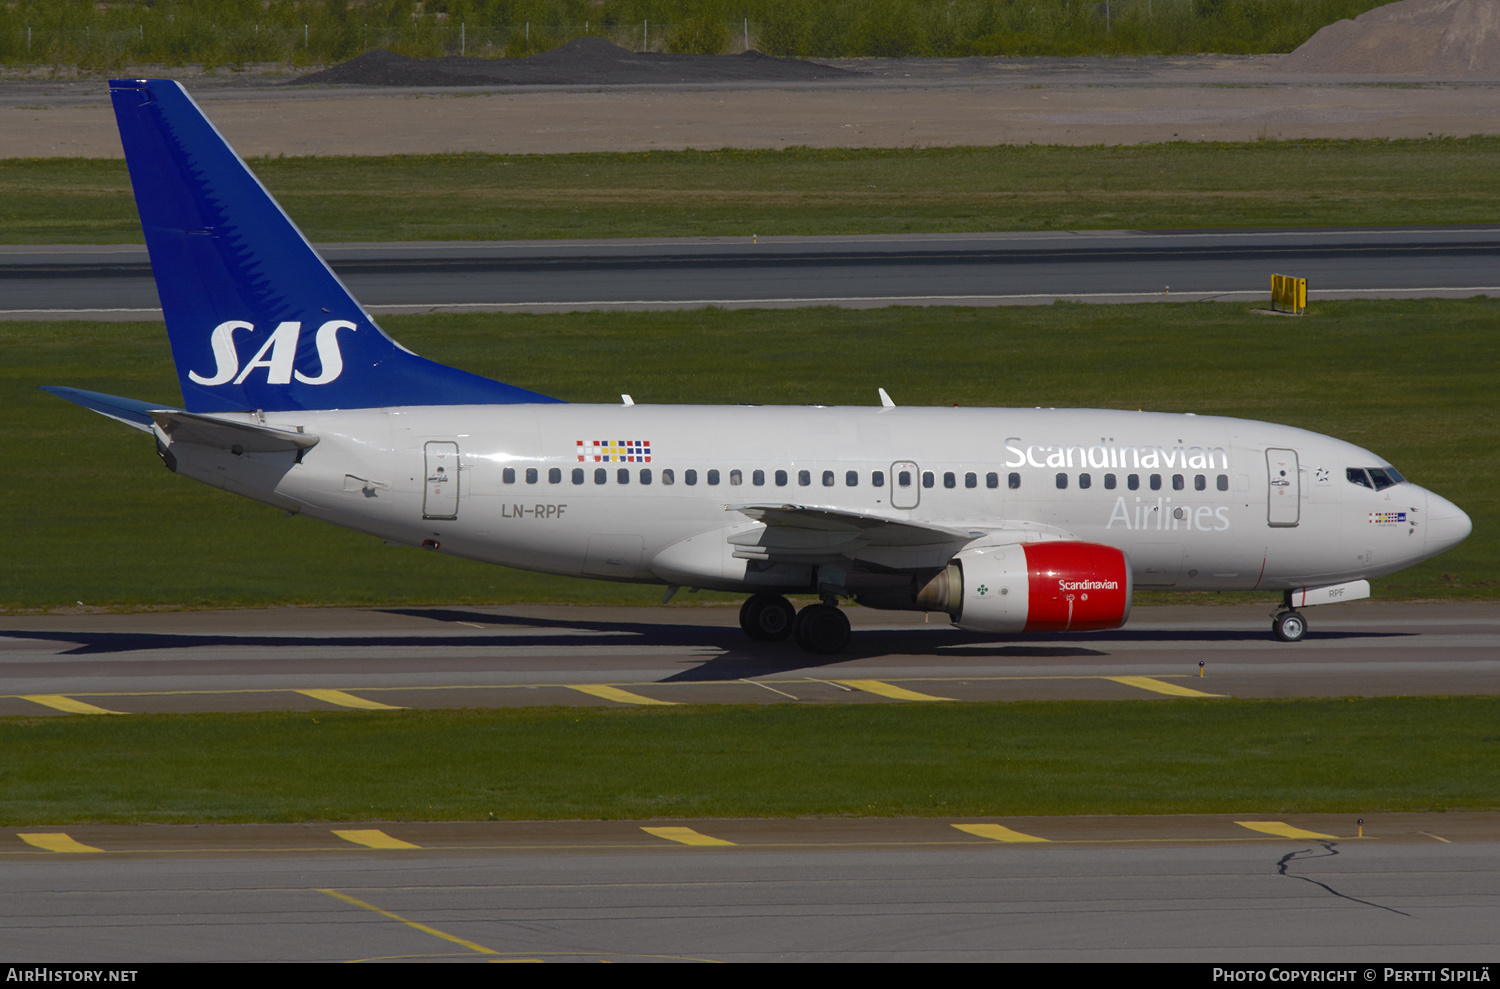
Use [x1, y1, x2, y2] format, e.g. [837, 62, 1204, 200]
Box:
[909, 541, 1133, 634]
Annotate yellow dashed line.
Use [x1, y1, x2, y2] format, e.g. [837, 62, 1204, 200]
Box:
[332, 829, 421, 850]
[1104, 676, 1225, 698]
[296, 689, 403, 710]
[20, 694, 121, 714]
[568, 684, 675, 705]
[18, 833, 104, 853]
[641, 827, 735, 846]
[318, 889, 498, 954]
[952, 823, 1050, 843]
[833, 679, 953, 701]
[1236, 821, 1340, 840]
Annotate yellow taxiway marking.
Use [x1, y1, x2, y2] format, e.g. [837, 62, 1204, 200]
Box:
[833, 679, 953, 701]
[1103, 676, 1224, 698]
[20, 694, 121, 714]
[1236, 821, 1340, 840]
[568, 684, 676, 705]
[296, 689, 403, 710]
[332, 829, 422, 850]
[641, 827, 736, 846]
[18, 833, 104, 853]
[318, 889, 498, 955]
[952, 823, 1050, 843]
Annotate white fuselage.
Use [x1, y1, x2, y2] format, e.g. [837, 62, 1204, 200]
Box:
[164, 403, 1469, 601]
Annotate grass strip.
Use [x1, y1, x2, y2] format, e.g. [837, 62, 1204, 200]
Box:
[2, 697, 1495, 824]
[3, 298, 1494, 610]
[5, 139, 1500, 243]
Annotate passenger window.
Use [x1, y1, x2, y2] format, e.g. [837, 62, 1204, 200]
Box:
[1079, 473, 1091, 489]
[617, 468, 630, 484]
[965, 472, 977, 489]
[922, 471, 935, 488]
[572, 468, 584, 485]
[1104, 474, 1116, 490]
[799, 469, 811, 486]
[752, 469, 765, 486]
[548, 467, 561, 484]
[685, 469, 698, 486]
[846, 470, 859, 487]
[987, 472, 999, 489]
[1128, 474, 1140, 491]
[729, 469, 742, 486]
[525, 467, 538, 484]
[1194, 474, 1206, 491]
[640, 469, 652, 485]
[1056, 473, 1068, 489]
[775, 469, 788, 486]
[662, 469, 675, 485]
[1150, 474, 1162, 491]
[943, 471, 956, 489]
[503, 467, 516, 484]
[1216, 474, 1228, 491]
[1007, 472, 1020, 489]
[898, 471, 911, 487]
[594, 468, 607, 485]
[1172, 474, 1184, 491]
[872, 471, 885, 487]
[707, 469, 720, 485]
[822, 470, 834, 487]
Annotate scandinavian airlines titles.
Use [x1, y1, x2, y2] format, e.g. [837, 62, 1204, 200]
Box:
[188, 319, 356, 386]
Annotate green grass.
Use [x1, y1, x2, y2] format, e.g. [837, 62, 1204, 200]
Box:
[2, 698, 1494, 824]
[2, 298, 1494, 611]
[5, 139, 1500, 243]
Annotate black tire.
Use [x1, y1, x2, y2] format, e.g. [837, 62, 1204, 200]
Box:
[739, 593, 795, 642]
[793, 604, 851, 655]
[1272, 610, 1307, 642]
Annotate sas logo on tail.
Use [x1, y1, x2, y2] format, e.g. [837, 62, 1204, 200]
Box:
[189, 319, 357, 386]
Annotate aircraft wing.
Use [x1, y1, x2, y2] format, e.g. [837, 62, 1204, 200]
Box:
[725, 503, 986, 567]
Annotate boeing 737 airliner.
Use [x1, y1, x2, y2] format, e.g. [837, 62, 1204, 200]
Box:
[44, 80, 1472, 654]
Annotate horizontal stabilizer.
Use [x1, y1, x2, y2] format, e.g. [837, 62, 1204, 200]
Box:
[39, 386, 171, 432]
[149, 410, 319, 453]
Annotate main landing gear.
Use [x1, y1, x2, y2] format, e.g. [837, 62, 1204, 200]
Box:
[739, 594, 851, 654]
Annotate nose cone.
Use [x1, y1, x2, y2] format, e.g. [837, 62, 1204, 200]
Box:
[1426, 489, 1472, 556]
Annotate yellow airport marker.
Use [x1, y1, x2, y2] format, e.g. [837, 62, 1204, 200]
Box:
[332, 829, 421, 850]
[1236, 821, 1340, 840]
[641, 827, 736, 846]
[20, 694, 121, 715]
[296, 689, 402, 710]
[833, 679, 953, 701]
[953, 823, 1049, 843]
[568, 684, 675, 705]
[318, 889, 499, 955]
[18, 833, 104, 853]
[1104, 676, 1224, 698]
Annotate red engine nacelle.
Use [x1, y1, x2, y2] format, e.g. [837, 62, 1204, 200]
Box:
[932, 541, 1133, 634]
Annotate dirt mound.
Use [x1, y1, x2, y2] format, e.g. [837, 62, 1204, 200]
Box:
[1280, 0, 1500, 76]
[294, 37, 854, 87]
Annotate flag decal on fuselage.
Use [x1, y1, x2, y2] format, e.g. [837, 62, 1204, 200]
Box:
[578, 440, 652, 463]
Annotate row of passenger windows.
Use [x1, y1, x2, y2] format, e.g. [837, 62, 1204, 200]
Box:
[499, 466, 1230, 494]
[502, 467, 1025, 489]
[1057, 472, 1230, 492]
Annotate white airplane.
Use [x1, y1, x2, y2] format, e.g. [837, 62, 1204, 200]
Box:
[45, 80, 1472, 653]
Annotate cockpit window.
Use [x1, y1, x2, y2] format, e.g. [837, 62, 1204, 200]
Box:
[1348, 466, 1404, 491]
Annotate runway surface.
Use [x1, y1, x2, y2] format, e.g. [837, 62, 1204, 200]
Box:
[4, 600, 1496, 962]
[4, 226, 1498, 320]
[1, 601, 1495, 715]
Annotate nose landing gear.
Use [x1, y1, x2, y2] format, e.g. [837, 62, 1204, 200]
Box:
[1272, 609, 1307, 642]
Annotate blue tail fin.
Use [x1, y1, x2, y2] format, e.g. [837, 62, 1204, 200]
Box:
[110, 79, 559, 413]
